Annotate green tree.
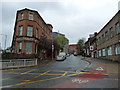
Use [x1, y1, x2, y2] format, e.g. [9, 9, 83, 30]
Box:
[54, 36, 69, 51]
[76, 38, 85, 55]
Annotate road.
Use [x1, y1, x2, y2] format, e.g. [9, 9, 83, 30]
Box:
[1, 55, 119, 89]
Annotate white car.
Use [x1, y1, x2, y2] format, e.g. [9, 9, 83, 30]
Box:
[56, 55, 65, 61]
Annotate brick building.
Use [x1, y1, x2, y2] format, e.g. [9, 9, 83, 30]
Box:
[85, 10, 120, 62]
[85, 32, 98, 58]
[12, 8, 53, 58]
[97, 10, 120, 61]
[69, 44, 77, 54]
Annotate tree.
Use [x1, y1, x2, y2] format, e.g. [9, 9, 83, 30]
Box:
[76, 38, 85, 55]
[54, 36, 69, 51]
[37, 36, 52, 58]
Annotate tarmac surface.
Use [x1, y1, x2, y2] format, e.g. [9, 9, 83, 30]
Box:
[0, 55, 119, 89]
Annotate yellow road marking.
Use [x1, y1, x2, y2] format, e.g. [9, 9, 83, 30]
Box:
[0, 69, 109, 88]
[31, 70, 50, 79]
[20, 69, 36, 75]
[0, 71, 67, 88]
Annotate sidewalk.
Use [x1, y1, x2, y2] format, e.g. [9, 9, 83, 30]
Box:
[81, 57, 119, 79]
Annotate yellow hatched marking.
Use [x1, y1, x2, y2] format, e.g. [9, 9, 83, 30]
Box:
[0, 71, 67, 88]
[20, 69, 36, 75]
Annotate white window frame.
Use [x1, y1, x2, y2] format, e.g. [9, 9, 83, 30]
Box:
[115, 46, 120, 55]
[26, 42, 32, 54]
[18, 42, 22, 53]
[102, 49, 106, 56]
[21, 13, 24, 20]
[105, 31, 108, 40]
[27, 26, 33, 37]
[109, 27, 113, 38]
[108, 46, 112, 56]
[115, 22, 120, 34]
[29, 13, 33, 20]
[98, 50, 101, 57]
[18, 26, 23, 36]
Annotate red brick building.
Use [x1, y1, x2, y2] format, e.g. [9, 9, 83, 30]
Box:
[69, 44, 77, 54]
[12, 8, 53, 58]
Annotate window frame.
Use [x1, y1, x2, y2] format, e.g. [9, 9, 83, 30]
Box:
[18, 25, 23, 36]
[18, 42, 22, 53]
[21, 13, 24, 20]
[26, 42, 32, 54]
[27, 26, 33, 37]
[28, 13, 33, 20]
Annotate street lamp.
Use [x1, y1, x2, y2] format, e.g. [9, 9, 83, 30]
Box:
[0, 34, 7, 50]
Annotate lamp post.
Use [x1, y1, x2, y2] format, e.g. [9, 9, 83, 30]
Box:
[0, 34, 7, 50]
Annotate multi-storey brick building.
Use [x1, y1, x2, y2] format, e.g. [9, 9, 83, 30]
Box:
[97, 10, 120, 61]
[12, 8, 53, 58]
[85, 10, 120, 62]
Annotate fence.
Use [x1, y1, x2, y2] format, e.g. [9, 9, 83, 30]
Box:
[0, 59, 38, 69]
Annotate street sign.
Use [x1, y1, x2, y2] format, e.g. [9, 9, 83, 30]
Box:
[90, 46, 93, 51]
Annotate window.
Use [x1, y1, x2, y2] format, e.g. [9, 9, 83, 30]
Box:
[18, 42, 22, 53]
[27, 26, 33, 37]
[21, 13, 24, 19]
[102, 49, 106, 56]
[18, 26, 23, 36]
[29, 13, 33, 20]
[109, 27, 113, 38]
[98, 50, 101, 57]
[42, 32, 45, 37]
[115, 22, 120, 34]
[26, 42, 32, 54]
[36, 28, 38, 38]
[105, 31, 108, 40]
[98, 37, 101, 44]
[115, 46, 120, 55]
[101, 34, 104, 43]
[107, 46, 112, 56]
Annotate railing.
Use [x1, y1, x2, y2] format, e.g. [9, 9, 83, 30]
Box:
[0, 59, 38, 69]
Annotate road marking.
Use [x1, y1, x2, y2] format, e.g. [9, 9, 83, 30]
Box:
[31, 70, 50, 79]
[96, 67, 104, 71]
[0, 71, 67, 88]
[72, 79, 89, 84]
[1, 69, 109, 88]
[20, 69, 37, 75]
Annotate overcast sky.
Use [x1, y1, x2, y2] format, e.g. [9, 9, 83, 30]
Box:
[0, 0, 120, 49]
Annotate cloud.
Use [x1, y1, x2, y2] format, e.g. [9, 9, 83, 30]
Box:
[1, 0, 120, 49]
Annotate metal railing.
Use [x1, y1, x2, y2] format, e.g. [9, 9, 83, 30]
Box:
[0, 59, 37, 69]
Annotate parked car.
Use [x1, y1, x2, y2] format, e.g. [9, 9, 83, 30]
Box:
[73, 52, 78, 56]
[56, 55, 66, 61]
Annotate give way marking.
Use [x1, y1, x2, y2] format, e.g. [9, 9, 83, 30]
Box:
[96, 67, 104, 71]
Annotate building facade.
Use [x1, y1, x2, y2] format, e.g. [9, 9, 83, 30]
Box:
[85, 32, 98, 58]
[12, 8, 53, 58]
[52, 32, 69, 53]
[69, 44, 77, 54]
[52, 32, 65, 39]
[97, 10, 120, 61]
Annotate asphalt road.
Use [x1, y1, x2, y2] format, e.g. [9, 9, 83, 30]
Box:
[1, 55, 119, 89]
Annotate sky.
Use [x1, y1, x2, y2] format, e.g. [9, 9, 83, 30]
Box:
[0, 0, 120, 49]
